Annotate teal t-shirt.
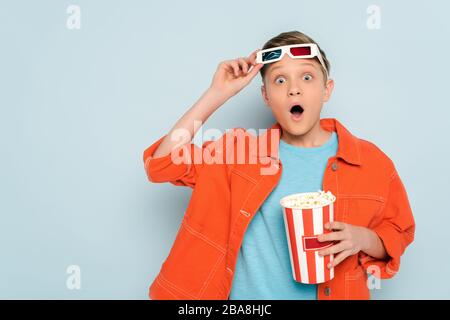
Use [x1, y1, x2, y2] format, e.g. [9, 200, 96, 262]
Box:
[229, 131, 338, 299]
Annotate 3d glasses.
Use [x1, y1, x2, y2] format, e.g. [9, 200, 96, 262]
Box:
[256, 43, 328, 79]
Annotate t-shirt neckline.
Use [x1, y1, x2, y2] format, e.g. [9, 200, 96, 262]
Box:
[279, 131, 337, 153]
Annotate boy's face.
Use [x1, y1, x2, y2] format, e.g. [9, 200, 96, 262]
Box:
[261, 54, 334, 137]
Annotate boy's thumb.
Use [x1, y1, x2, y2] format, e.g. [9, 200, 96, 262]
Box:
[249, 63, 263, 76]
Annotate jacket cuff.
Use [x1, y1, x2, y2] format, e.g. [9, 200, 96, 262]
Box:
[360, 222, 414, 279]
[143, 134, 190, 184]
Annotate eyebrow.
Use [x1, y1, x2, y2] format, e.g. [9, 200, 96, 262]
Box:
[269, 63, 318, 74]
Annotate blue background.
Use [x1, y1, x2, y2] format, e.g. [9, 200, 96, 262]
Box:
[0, 0, 448, 299]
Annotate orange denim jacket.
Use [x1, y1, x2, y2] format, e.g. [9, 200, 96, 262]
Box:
[143, 118, 415, 300]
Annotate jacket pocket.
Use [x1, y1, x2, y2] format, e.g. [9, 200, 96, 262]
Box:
[229, 169, 258, 216]
[339, 195, 385, 228]
[159, 220, 224, 299]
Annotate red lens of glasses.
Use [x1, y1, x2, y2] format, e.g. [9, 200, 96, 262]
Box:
[290, 46, 312, 56]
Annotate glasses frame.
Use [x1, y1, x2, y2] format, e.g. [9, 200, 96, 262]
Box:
[256, 43, 329, 80]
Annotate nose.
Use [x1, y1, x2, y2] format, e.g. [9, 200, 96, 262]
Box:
[288, 82, 302, 96]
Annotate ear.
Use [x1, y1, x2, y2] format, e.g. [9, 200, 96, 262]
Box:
[261, 84, 270, 107]
[323, 78, 334, 102]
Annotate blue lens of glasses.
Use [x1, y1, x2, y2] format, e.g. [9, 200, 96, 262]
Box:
[262, 49, 282, 62]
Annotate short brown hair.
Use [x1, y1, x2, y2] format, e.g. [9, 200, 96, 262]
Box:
[259, 31, 330, 84]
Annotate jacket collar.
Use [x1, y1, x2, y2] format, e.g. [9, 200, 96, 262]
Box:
[257, 118, 362, 166]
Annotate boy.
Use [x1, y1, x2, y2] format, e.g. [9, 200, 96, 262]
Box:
[143, 31, 415, 299]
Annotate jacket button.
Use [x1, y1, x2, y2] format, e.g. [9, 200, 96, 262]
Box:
[331, 162, 338, 171]
[324, 286, 331, 296]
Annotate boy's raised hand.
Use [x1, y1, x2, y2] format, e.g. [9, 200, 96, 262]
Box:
[209, 49, 264, 99]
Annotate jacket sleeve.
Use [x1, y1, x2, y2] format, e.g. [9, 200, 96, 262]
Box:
[143, 134, 217, 188]
[360, 169, 416, 279]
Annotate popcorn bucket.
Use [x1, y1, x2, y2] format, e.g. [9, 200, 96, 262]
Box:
[280, 191, 336, 284]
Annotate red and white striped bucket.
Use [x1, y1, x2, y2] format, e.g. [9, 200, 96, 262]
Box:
[280, 192, 336, 284]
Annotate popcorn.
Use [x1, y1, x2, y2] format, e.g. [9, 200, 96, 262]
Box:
[280, 190, 336, 209]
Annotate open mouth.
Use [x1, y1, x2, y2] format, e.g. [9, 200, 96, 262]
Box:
[290, 104, 304, 117]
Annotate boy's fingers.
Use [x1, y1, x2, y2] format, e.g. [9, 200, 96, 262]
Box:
[329, 250, 351, 268]
[230, 60, 240, 77]
[249, 49, 260, 65]
[249, 48, 260, 59]
[244, 62, 263, 79]
[238, 58, 248, 74]
[239, 65, 259, 86]
[327, 221, 346, 231]
[318, 231, 344, 242]
[318, 242, 346, 257]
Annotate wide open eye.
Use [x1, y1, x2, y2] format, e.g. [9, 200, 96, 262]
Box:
[303, 74, 313, 81]
[275, 76, 286, 84]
